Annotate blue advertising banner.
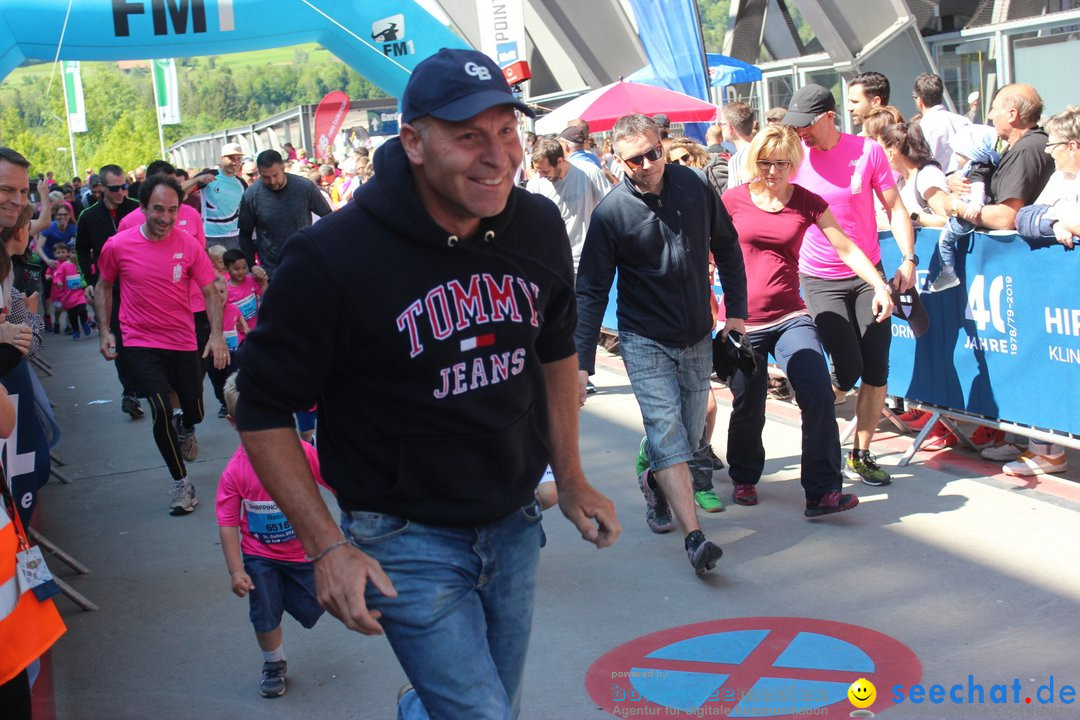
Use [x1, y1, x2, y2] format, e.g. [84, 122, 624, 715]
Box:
[881, 228, 1079, 435]
[0, 0, 467, 97]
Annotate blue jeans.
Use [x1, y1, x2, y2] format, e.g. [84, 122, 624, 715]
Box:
[620, 330, 713, 490]
[341, 502, 543, 720]
[727, 315, 842, 498]
[938, 216, 974, 269]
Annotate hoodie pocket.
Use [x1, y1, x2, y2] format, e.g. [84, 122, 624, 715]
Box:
[395, 406, 548, 510]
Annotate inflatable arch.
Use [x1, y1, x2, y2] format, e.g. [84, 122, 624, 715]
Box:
[0, 0, 468, 97]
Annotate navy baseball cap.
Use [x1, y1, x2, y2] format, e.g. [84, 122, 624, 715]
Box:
[401, 48, 535, 125]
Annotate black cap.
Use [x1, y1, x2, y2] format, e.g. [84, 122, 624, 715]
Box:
[400, 48, 534, 125]
[712, 331, 762, 383]
[891, 285, 930, 337]
[559, 126, 587, 145]
[783, 84, 836, 128]
[652, 113, 670, 128]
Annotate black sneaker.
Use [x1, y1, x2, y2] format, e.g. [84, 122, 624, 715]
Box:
[259, 660, 287, 698]
[637, 469, 673, 533]
[217, 404, 228, 419]
[805, 491, 859, 518]
[686, 531, 723, 575]
[709, 447, 725, 471]
[121, 395, 144, 419]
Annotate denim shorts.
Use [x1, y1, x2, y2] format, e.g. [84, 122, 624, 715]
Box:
[242, 554, 324, 634]
[619, 330, 713, 472]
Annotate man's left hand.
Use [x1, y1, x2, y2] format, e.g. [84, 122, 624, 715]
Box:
[558, 478, 620, 549]
[204, 333, 231, 370]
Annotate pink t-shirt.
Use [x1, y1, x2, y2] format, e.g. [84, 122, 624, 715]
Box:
[51, 260, 85, 311]
[222, 302, 242, 351]
[216, 443, 328, 562]
[794, 133, 894, 279]
[227, 274, 261, 336]
[722, 184, 828, 325]
[97, 225, 217, 351]
[119, 206, 208, 313]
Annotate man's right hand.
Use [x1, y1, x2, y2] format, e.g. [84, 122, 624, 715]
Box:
[313, 543, 398, 636]
[577, 370, 590, 407]
[99, 330, 117, 361]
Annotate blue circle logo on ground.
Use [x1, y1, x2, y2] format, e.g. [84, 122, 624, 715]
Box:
[586, 617, 921, 718]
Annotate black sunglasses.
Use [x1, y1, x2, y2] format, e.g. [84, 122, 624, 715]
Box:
[106, 183, 129, 192]
[621, 144, 664, 168]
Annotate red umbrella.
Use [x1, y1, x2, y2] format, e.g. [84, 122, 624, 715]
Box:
[535, 80, 717, 134]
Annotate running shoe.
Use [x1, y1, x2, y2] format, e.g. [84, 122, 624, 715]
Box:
[259, 660, 288, 698]
[685, 531, 723, 575]
[1003, 450, 1067, 477]
[805, 491, 859, 518]
[970, 426, 1005, 449]
[638, 469, 673, 534]
[732, 483, 759, 506]
[694, 489, 725, 513]
[121, 394, 144, 419]
[843, 453, 892, 486]
[169, 480, 198, 515]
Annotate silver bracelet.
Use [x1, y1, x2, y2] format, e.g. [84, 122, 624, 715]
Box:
[306, 538, 350, 564]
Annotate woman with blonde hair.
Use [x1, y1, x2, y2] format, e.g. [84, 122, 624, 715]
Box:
[720, 125, 893, 516]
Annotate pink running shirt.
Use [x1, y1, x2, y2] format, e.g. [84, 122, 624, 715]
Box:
[794, 133, 894, 279]
[227, 274, 262, 337]
[119, 205, 208, 313]
[97, 225, 217, 351]
[216, 442, 328, 562]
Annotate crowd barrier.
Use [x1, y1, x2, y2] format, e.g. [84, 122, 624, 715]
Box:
[598, 227, 1079, 446]
[881, 228, 1079, 441]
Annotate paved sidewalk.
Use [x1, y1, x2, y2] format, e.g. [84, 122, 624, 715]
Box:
[31, 336, 1080, 719]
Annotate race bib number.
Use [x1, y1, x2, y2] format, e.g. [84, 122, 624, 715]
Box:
[224, 329, 239, 351]
[235, 292, 257, 320]
[243, 499, 297, 544]
[65, 273, 82, 291]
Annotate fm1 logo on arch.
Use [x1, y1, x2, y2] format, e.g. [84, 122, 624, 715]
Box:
[586, 617, 921, 718]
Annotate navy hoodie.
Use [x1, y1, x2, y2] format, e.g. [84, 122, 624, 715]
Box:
[236, 137, 578, 527]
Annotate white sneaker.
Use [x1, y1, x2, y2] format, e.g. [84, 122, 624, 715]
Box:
[1002, 451, 1068, 476]
[981, 443, 1023, 461]
[928, 268, 960, 293]
[169, 480, 198, 515]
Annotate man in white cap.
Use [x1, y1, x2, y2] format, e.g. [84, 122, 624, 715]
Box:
[236, 47, 619, 717]
[201, 142, 247, 251]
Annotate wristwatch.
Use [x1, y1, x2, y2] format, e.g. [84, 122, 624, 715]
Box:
[902, 253, 919, 265]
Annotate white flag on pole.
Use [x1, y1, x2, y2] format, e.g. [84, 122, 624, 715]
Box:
[62, 61, 87, 133]
[152, 58, 182, 126]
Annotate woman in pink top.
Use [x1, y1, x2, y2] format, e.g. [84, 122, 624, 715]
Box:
[721, 126, 893, 516]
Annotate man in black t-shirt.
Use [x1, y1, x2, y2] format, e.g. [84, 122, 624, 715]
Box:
[950, 84, 1054, 230]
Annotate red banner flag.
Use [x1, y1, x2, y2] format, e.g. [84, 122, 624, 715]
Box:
[313, 90, 350, 161]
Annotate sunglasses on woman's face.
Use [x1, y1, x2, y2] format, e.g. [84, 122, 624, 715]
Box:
[671, 153, 692, 164]
[621, 144, 664, 168]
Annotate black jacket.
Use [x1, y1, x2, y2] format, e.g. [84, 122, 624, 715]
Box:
[575, 164, 747, 374]
[236, 137, 578, 527]
[75, 198, 139, 285]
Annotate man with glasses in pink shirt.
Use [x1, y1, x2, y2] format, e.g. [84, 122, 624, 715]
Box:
[783, 84, 917, 487]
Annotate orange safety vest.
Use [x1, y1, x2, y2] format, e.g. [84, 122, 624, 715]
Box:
[0, 501, 66, 685]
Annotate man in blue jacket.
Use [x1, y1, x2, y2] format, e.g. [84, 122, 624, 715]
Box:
[576, 113, 747, 576]
[236, 48, 619, 717]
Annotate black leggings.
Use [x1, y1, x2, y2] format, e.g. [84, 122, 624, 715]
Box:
[64, 303, 88, 329]
[799, 268, 892, 390]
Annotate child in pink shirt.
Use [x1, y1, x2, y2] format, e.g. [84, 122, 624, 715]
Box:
[216, 374, 331, 698]
[49, 244, 92, 340]
[223, 248, 267, 339]
[209, 279, 247, 418]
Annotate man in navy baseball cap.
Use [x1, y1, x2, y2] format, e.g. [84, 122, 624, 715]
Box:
[235, 44, 619, 719]
[400, 47, 534, 124]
